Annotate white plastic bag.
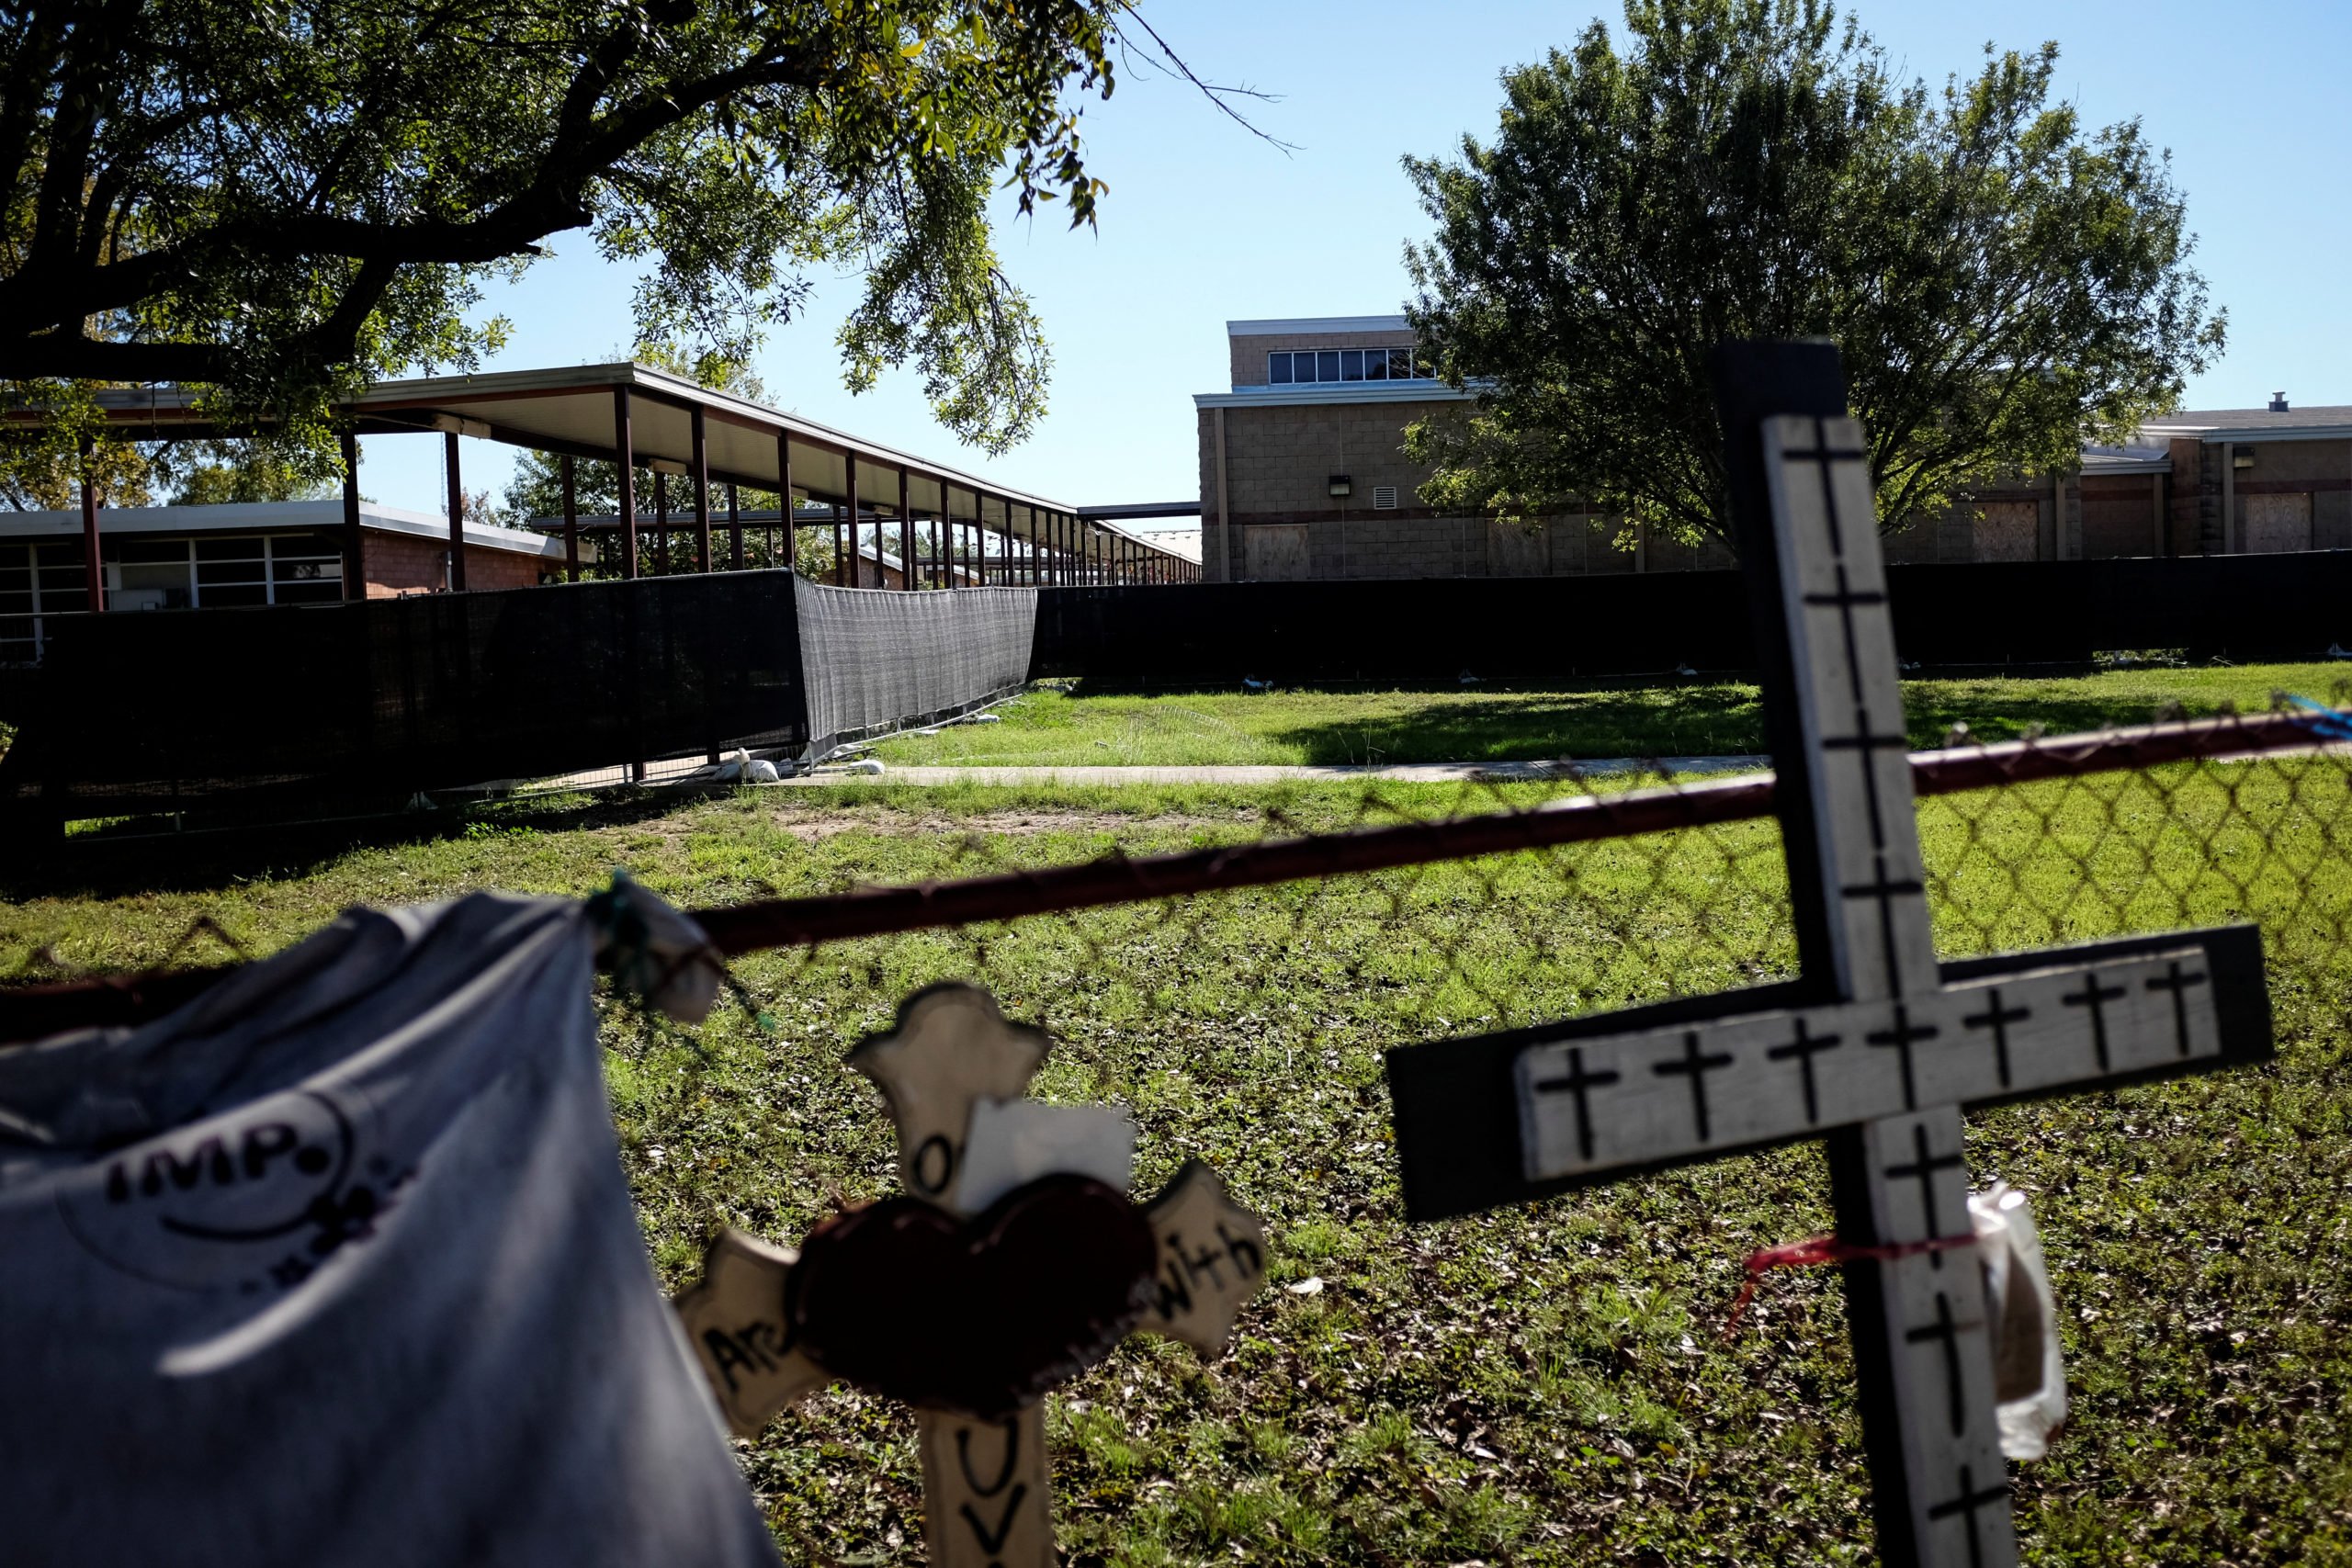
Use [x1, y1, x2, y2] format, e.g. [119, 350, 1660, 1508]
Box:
[1970, 1182, 2067, 1461]
[715, 748, 780, 784]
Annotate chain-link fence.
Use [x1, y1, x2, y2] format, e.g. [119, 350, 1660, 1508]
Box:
[583, 705, 2352, 1567]
[6, 705, 2350, 1565]
[685, 707, 2352, 1022]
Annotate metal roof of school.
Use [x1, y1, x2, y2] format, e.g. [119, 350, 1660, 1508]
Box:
[0, 499, 571, 558]
[2147, 404, 2352, 428]
[2079, 444, 2173, 475]
[1225, 315, 1412, 337]
[2140, 406, 2352, 442]
[1193, 381, 1478, 410]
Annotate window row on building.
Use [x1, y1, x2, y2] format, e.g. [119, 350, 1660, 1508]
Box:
[1266, 348, 1434, 386]
[0, 534, 344, 661]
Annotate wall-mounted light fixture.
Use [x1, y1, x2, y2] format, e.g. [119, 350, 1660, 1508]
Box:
[1328, 474, 1352, 498]
[2233, 449, 2256, 469]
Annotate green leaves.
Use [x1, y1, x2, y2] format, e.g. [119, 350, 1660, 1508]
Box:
[1406, 0, 2223, 555]
[2, 0, 1147, 468]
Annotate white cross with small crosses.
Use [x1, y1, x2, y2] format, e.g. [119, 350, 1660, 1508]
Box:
[1386, 343, 2274, 1568]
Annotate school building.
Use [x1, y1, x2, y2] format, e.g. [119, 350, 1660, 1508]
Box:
[1195, 314, 2352, 581]
[0, 501, 575, 663]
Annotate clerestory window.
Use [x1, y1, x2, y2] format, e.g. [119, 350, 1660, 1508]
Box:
[1266, 348, 1432, 386]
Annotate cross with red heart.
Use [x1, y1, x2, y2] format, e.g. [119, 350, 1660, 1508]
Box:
[673, 983, 1271, 1567]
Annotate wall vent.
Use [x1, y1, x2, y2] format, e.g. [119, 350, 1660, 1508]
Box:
[1372, 485, 1400, 511]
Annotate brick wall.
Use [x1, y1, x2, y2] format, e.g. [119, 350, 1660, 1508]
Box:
[1195, 389, 2225, 581]
[362, 533, 553, 597]
[1882, 478, 2090, 565]
[2228, 437, 2352, 552]
[2167, 439, 2204, 556]
[1217, 398, 1452, 521]
[1204, 397, 1741, 581]
[2081, 475, 2168, 558]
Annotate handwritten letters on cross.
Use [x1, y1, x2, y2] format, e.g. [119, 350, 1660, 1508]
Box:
[673, 984, 1268, 1568]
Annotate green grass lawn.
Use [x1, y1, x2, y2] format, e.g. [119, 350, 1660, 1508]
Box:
[867, 663, 2352, 768]
[6, 761, 2349, 1566]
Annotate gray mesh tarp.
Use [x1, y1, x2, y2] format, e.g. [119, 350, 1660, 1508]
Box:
[793, 581, 1037, 759]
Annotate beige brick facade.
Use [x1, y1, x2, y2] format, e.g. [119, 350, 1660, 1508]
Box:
[1200, 319, 2352, 582]
[1199, 394, 1735, 582]
[364, 533, 557, 596]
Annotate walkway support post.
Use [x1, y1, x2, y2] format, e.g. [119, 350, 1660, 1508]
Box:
[445, 430, 468, 592]
[561, 456, 579, 581]
[341, 431, 365, 601]
[654, 470, 669, 575]
[614, 385, 639, 581]
[78, 437, 103, 612]
[898, 466, 913, 590]
[778, 433, 795, 575]
[691, 405, 712, 574]
[844, 451, 861, 586]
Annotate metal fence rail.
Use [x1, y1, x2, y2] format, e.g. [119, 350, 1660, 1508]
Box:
[6, 705, 2346, 1043]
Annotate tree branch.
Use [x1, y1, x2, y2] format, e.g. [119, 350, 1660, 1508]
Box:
[0, 333, 232, 382]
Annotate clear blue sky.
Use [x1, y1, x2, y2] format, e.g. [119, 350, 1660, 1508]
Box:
[361, 0, 2352, 526]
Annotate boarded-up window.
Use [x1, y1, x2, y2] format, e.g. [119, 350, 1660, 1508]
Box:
[1973, 502, 2040, 562]
[1247, 524, 1309, 581]
[2245, 492, 2312, 554]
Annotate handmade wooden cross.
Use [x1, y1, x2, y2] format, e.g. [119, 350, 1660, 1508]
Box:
[673, 983, 1269, 1568]
[1385, 343, 2274, 1568]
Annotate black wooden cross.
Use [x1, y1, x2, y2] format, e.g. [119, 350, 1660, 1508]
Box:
[1385, 343, 2274, 1568]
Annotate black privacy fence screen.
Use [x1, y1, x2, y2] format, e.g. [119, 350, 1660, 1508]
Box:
[1031, 552, 2352, 684]
[8, 552, 2352, 829]
[0, 574, 1042, 827]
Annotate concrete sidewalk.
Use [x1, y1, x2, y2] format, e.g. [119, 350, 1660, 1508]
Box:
[775, 756, 1769, 786]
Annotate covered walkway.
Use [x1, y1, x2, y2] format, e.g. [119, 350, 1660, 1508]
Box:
[32, 362, 1197, 614]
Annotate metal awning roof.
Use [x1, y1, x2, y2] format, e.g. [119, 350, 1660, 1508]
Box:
[32, 362, 1185, 563]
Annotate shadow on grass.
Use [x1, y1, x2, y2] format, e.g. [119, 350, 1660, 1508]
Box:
[1898, 689, 2200, 744]
[2, 788, 690, 903]
[1066, 671, 2297, 761]
[1263, 691, 1768, 764]
[1055, 675, 1769, 764]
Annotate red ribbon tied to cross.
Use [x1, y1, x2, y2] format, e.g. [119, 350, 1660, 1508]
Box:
[1723, 1232, 1982, 1338]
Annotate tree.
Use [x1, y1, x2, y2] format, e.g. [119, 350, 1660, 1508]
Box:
[167, 446, 338, 507]
[1402, 0, 2225, 550]
[2, 0, 1238, 474]
[0, 426, 334, 510]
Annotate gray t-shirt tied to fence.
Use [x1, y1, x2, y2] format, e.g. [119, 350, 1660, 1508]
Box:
[0, 885, 781, 1568]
